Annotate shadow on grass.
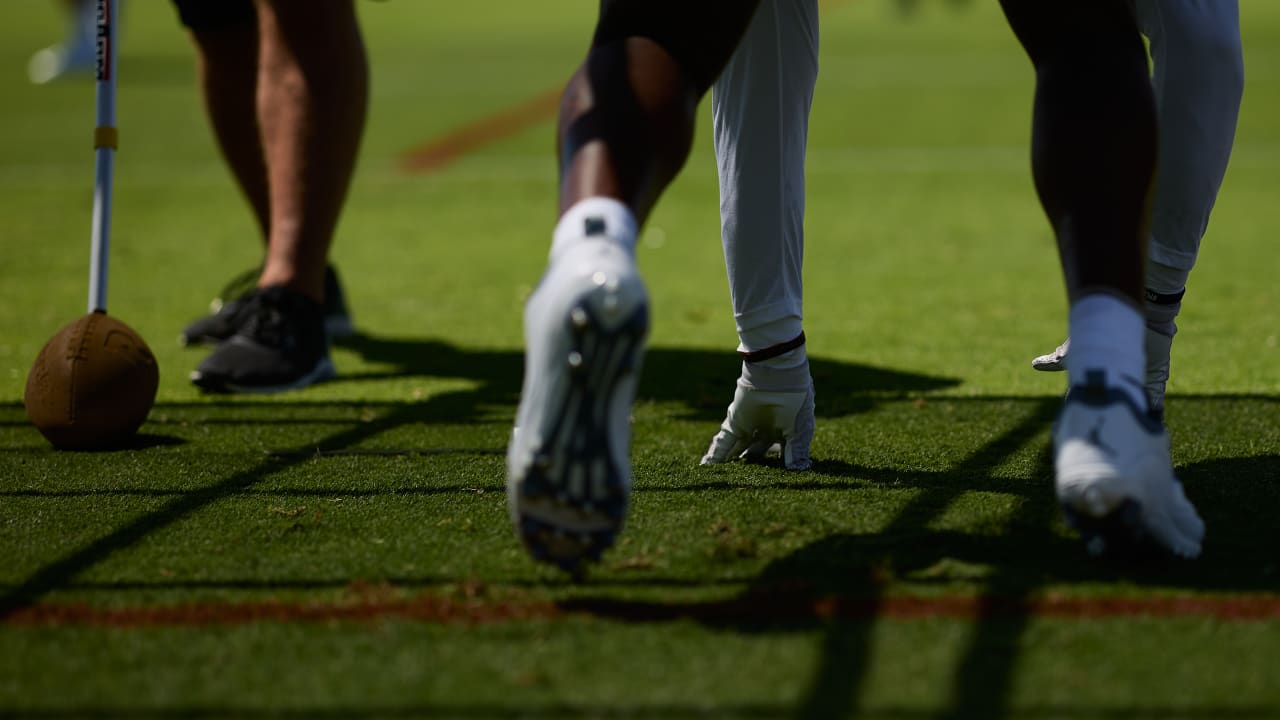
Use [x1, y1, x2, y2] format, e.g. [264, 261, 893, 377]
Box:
[561, 396, 1280, 719]
[0, 335, 957, 431]
[1, 338, 1277, 719]
[0, 338, 954, 619]
[330, 332, 957, 422]
[4, 704, 1279, 720]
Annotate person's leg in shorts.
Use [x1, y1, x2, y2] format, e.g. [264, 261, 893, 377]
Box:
[174, 0, 367, 392]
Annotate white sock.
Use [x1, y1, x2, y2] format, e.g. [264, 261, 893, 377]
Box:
[551, 197, 638, 262]
[1067, 293, 1147, 408]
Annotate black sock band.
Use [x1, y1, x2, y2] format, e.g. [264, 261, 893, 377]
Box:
[739, 332, 806, 364]
[1145, 287, 1186, 305]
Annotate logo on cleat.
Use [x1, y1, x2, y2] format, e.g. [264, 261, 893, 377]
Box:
[584, 217, 607, 236]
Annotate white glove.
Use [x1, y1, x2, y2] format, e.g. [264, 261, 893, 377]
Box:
[1031, 338, 1069, 372]
[701, 376, 814, 470]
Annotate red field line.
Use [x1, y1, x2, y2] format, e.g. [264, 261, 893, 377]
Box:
[9, 593, 1280, 628]
[397, 0, 859, 175]
[6, 595, 560, 628]
[399, 88, 562, 174]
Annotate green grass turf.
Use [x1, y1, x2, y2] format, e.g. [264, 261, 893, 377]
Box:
[2, 1, 1279, 717]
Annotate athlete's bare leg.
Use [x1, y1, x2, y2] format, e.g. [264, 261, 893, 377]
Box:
[190, 23, 270, 239]
[252, 0, 367, 303]
[183, 0, 367, 394]
[1002, 0, 1204, 558]
[1004, 1, 1154, 306]
[188, 0, 367, 301]
[508, 0, 762, 571]
[1030, 1, 1243, 416]
[558, 2, 758, 218]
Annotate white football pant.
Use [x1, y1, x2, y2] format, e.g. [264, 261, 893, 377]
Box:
[713, 0, 1243, 331]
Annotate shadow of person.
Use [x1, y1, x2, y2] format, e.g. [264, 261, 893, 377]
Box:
[558, 432, 1279, 717]
[334, 331, 960, 423]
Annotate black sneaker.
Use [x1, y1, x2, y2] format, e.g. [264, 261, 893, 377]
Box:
[189, 285, 336, 393]
[180, 265, 354, 346]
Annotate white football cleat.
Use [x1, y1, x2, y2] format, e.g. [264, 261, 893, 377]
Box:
[701, 374, 814, 471]
[507, 238, 648, 572]
[1054, 371, 1204, 559]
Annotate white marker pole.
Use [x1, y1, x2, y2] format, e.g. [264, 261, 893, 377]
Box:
[88, 0, 118, 314]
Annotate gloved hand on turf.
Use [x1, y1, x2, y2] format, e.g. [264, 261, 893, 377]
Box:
[701, 367, 815, 471]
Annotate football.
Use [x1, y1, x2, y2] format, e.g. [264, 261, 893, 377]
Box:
[24, 311, 159, 450]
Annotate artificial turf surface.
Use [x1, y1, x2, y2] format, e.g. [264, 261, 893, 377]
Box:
[2, 1, 1279, 718]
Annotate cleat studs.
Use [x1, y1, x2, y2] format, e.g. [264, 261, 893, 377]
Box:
[570, 307, 589, 328]
[567, 351, 583, 369]
[602, 293, 618, 313]
[591, 271, 608, 286]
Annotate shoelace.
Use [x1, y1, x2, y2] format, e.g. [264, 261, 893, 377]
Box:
[239, 289, 298, 351]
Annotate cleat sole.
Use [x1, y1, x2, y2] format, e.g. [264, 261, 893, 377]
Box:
[511, 297, 648, 571]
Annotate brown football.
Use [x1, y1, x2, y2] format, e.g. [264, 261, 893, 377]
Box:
[24, 311, 159, 450]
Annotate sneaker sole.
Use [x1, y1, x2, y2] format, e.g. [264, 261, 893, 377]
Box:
[190, 357, 336, 394]
[181, 314, 353, 348]
[510, 299, 648, 574]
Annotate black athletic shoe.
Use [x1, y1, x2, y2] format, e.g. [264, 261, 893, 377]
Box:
[190, 285, 336, 393]
[180, 265, 354, 346]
